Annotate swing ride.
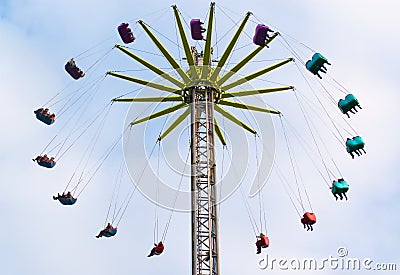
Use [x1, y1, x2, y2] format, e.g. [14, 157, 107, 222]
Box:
[32, 2, 365, 275]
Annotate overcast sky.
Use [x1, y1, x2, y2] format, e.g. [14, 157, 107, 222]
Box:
[1, 0, 399, 274]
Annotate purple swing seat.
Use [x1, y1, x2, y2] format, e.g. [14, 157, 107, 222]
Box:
[190, 19, 205, 40]
[65, 60, 85, 80]
[117, 23, 135, 44]
[253, 24, 271, 47]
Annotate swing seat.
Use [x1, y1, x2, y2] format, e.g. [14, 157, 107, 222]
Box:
[117, 23, 135, 44]
[34, 110, 55, 125]
[190, 19, 206, 40]
[338, 94, 359, 114]
[154, 245, 164, 255]
[65, 60, 85, 80]
[253, 24, 271, 47]
[346, 136, 365, 153]
[256, 235, 270, 248]
[332, 180, 349, 195]
[59, 196, 77, 205]
[103, 227, 117, 238]
[306, 53, 329, 74]
[38, 160, 56, 168]
[301, 212, 316, 225]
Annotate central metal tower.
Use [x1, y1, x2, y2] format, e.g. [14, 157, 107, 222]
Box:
[190, 85, 219, 274]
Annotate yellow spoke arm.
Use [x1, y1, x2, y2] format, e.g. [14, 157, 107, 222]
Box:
[221, 58, 294, 91]
[218, 100, 280, 114]
[114, 45, 184, 88]
[113, 96, 183, 103]
[210, 11, 252, 82]
[214, 118, 227, 146]
[131, 103, 187, 125]
[172, 5, 198, 79]
[221, 86, 294, 99]
[138, 20, 191, 83]
[214, 105, 256, 134]
[201, 2, 215, 79]
[107, 72, 181, 95]
[158, 107, 190, 141]
[217, 32, 279, 86]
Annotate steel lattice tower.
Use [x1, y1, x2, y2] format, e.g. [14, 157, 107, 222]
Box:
[190, 85, 219, 275]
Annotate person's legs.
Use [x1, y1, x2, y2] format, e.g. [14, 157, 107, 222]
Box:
[148, 248, 156, 257]
[96, 230, 104, 238]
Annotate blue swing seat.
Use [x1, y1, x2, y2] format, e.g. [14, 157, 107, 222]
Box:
[332, 180, 349, 195]
[346, 136, 365, 153]
[103, 228, 117, 238]
[338, 94, 360, 114]
[59, 197, 77, 205]
[306, 53, 329, 75]
[34, 110, 55, 125]
[38, 160, 56, 168]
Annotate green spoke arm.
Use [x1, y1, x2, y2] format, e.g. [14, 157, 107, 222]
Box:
[214, 118, 227, 146]
[221, 58, 294, 91]
[218, 100, 280, 114]
[172, 5, 198, 80]
[115, 45, 184, 88]
[131, 102, 187, 125]
[214, 105, 256, 134]
[210, 11, 252, 82]
[158, 107, 190, 141]
[201, 2, 215, 79]
[221, 86, 294, 99]
[113, 96, 183, 103]
[107, 72, 181, 95]
[138, 20, 191, 83]
[217, 32, 279, 86]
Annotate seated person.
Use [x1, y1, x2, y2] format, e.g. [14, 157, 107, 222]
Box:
[301, 212, 316, 231]
[148, 241, 164, 257]
[96, 223, 115, 238]
[255, 233, 269, 254]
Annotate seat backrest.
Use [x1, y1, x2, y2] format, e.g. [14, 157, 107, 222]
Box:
[253, 24, 269, 46]
[190, 19, 204, 40]
[311, 53, 328, 67]
[155, 245, 164, 254]
[305, 212, 317, 223]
